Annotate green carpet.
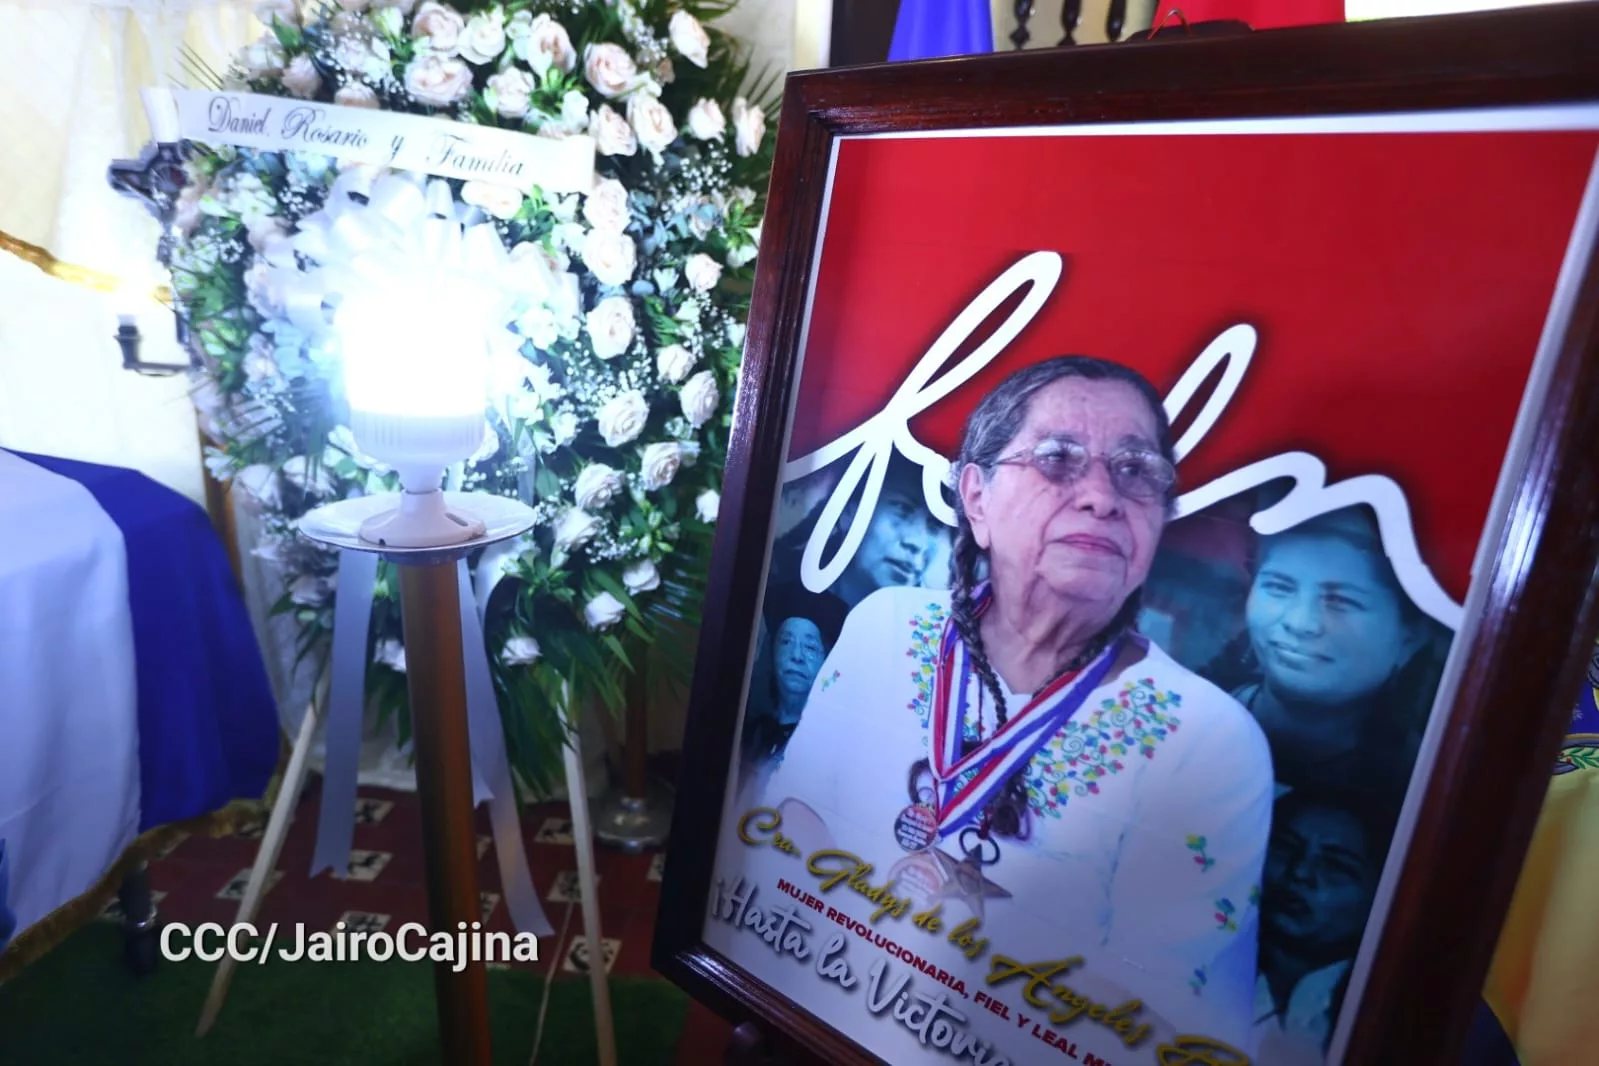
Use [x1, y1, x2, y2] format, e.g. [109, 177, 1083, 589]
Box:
[0, 923, 688, 1065]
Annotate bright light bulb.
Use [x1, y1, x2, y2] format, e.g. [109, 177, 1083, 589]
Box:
[339, 285, 488, 419]
[336, 281, 491, 548]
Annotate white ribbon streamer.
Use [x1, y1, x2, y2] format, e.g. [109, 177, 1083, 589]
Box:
[311, 549, 553, 938]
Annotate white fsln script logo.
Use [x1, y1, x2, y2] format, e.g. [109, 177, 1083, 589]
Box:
[785, 251, 1462, 631]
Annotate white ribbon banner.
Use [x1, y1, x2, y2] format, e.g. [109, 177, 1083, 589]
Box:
[167, 88, 596, 193]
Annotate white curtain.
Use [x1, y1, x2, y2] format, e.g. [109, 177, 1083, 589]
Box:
[0, 0, 258, 505]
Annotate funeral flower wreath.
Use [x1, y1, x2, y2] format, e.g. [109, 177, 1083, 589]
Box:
[163, 0, 775, 793]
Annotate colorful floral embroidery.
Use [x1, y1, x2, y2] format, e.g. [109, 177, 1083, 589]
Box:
[906, 605, 947, 727]
[1024, 680, 1181, 817]
[1190, 967, 1207, 996]
[1186, 835, 1215, 872]
[819, 670, 841, 692]
[902, 615, 1180, 814]
[1214, 899, 1238, 932]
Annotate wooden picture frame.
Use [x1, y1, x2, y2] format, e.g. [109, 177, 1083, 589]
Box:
[653, 7, 1599, 1065]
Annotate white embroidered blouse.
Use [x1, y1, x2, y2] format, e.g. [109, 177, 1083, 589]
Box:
[758, 586, 1276, 1055]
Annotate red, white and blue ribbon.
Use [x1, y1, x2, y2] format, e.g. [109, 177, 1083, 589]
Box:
[928, 585, 1122, 838]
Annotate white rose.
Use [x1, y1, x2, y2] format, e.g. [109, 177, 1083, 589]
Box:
[412, 1, 465, 55]
[583, 42, 638, 98]
[551, 410, 580, 446]
[656, 344, 695, 384]
[517, 13, 576, 76]
[591, 104, 637, 156]
[500, 635, 542, 665]
[458, 8, 506, 65]
[668, 10, 710, 68]
[695, 489, 720, 523]
[686, 98, 725, 140]
[336, 0, 369, 11]
[622, 560, 660, 594]
[627, 93, 677, 156]
[334, 82, 380, 108]
[486, 67, 534, 119]
[282, 55, 322, 99]
[557, 219, 589, 252]
[373, 0, 415, 11]
[289, 574, 331, 606]
[376, 638, 407, 673]
[583, 592, 625, 630]
[573, 463, 624, 511]
[404, 54, 473, 107]
[244, 262, 283, 317]
[244, 34, 286, 78]
[679, 369, 720, 427]
[582, 178, 630, 233]
[553, 508, 599, 550]
[558, 89, 589, 132]
[585, 295, 635, 358]
[582, 229, 636, 288]
[639, 442, 681, 491]
[333, 35, 386, 82]
[596, 390, 648, 447]
[246, 215, 286, 253]
[684, 253, 722, 293]
[462, 180, 523, 220]
[727, 239, 756, 269]
[255, 0, 299, 27]
[732, 96, 765, 157]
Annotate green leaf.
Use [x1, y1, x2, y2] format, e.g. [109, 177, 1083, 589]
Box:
[270, 20, 303, 53]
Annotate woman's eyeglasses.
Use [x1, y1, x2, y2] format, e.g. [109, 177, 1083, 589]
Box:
[994, 436, 1175, 501]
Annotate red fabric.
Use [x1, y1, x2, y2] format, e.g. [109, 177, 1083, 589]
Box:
[1151, 0, 1344, 29]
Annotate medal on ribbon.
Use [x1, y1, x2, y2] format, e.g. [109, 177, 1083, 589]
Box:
[925, 587, 1123, 844]
[893, 801, 939, 852]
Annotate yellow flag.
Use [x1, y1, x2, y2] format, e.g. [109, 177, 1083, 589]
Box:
[1479, 639, 1599, 1065]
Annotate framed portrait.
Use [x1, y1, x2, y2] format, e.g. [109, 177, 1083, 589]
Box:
[653, 6, 1599, 1066]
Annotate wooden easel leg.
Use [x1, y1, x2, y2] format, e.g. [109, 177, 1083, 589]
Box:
[195, 698, 323, 1036]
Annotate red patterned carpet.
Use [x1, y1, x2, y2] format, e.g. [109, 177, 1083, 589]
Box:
[102, 774, 732, 1064]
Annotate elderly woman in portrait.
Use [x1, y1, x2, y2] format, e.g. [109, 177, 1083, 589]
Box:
[761, 356, 1275, 1053]
[1205, 506, 1446, 809]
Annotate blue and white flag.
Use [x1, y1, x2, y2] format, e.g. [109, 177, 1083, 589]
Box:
[0, 448, 278, 943]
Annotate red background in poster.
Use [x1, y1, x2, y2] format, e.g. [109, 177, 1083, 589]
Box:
[787, 128, 1599, 603]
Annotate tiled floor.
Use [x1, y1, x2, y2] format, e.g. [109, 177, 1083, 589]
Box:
[106, 775, 732, 1063]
